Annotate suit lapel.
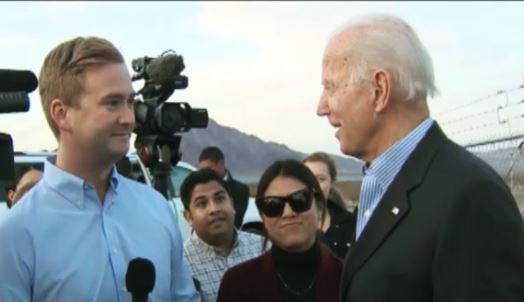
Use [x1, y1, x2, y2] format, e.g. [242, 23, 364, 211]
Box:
[340, 123, 448, 297]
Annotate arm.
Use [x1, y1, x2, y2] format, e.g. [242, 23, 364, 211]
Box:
[0, 216, 33, 301]
[432, 177, 524, 301]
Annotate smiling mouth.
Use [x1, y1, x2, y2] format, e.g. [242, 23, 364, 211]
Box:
[280, 222, 301, 229]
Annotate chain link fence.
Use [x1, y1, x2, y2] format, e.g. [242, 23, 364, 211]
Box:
[438, 80, 524, 216]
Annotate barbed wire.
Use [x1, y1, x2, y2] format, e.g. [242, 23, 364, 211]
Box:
[434, 83, 524, 117]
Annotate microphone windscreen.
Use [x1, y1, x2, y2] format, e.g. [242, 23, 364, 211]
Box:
[0, 69, 38, 93]
[125, 258, 156, 294]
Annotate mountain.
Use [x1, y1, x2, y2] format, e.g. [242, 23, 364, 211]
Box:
[178, 119, 363, 183]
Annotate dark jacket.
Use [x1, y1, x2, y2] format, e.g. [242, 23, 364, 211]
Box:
[340, 123, 524, 302]
[323, 201, 356, 260]
[225, 170, 250, 228]
[217, 244, 342, 302]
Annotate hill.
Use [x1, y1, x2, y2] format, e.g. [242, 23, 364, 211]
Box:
[178, 119, 363, 182]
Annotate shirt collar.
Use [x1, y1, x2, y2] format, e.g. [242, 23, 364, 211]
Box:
[190, 229, 239, 256]
[43, 159, 121, 207]
[364, 118, 434, 190]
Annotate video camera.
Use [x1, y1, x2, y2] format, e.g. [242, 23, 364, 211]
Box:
[0, 69, 38, 200]
[131, 50, 208, 198]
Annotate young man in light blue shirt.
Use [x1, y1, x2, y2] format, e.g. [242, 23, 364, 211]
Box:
[0, 37, 199, 302]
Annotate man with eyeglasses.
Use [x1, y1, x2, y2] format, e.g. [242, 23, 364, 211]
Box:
[180, 169, 266, 302]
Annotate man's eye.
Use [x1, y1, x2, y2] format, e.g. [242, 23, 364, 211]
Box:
[127, 98, 135, 107]
[106, 100, 119, 107]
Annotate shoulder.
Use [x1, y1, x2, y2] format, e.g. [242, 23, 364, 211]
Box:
[237, 231, 266, 252]
[320, 244, 343, 271]
[117, 176, 168, 209]
[238, 230, 263, 242]
[0, 189, 39, 249]
[229, 175, 249, 190]
[118, 176, 165, 199]
[222, 251, 270, 288]
[218, 252, 270, 302]
[184, 234, 206, 257]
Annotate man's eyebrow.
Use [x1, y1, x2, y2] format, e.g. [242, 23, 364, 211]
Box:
[192, 195, 208, 203]
[101, 92, 136, 101]
[214, 189, 227, 197]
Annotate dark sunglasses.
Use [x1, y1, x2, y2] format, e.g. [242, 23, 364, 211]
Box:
[256, 188, 315, 218]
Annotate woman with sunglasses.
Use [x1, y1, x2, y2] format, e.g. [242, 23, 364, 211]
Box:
[217, 159, 342, 302]
[303, 152, 356, 260]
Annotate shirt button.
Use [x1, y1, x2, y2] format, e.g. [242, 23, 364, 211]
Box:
[334, 242, 338, 246]
[113, 248, 118, 254]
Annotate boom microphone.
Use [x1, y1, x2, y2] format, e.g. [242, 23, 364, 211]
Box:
[0, 69, 38, 93]
[125, 257, 156, 302]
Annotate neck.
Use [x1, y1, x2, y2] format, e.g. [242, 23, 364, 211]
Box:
[208, 229, 236, 257]
[56, 142, 114, 202]
[363, 99, 429, 164]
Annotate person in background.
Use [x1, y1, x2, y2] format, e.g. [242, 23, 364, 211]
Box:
[303, 152, 355, 260]
[6, 166, 43, 208]
[317, 14, 524, 301]
[181, 169, 265, 302]
[198, 146, 250, 229]
[0, 36, 199, 302]
[217, 159, 341, 302]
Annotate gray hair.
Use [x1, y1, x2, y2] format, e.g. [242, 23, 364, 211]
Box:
[330, 14, 438, 101]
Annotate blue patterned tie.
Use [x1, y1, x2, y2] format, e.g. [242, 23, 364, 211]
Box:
[356, 173, 380, 241]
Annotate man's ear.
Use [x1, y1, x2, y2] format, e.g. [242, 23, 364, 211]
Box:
[371, 69, 392, 113]
[49, 98, 73, 133]
[183, 209, 193, 225]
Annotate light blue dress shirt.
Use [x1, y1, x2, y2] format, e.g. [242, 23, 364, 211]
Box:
[0, 159, 199, 302]
[356, 118, 434, 240]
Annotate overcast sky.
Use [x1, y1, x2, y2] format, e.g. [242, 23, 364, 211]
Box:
[1, 1, 523, 157]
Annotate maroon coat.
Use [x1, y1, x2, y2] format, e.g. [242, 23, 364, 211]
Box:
[217, 244, 342, 302]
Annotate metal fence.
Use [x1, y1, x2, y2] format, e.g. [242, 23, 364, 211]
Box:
[437, 79, 524, 215]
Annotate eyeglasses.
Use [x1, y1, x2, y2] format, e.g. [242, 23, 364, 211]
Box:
[256, 189, 314, 218]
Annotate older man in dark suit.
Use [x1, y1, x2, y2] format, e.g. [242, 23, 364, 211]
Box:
[317, 14, 524, 302]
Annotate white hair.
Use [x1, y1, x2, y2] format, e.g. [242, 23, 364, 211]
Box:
[329, 14, 439, 101]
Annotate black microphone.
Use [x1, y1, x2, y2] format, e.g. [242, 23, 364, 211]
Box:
[126, 257, 156, 302]
[0, 69, 38, 93]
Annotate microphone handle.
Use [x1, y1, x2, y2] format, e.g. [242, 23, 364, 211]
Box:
[131, 293, 148, 302]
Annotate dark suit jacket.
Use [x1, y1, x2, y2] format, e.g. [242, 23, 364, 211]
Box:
[226, 170, 250, 228]
[340, 123, 524, 302]
[218, 244, 342, 302]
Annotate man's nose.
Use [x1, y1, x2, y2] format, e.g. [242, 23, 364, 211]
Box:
[208, 200, 220, 214]
[121, 104, 135, 126]
[317, 93, 329, 117]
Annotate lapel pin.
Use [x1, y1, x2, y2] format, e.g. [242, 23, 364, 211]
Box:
[392, 207, 400, 215]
